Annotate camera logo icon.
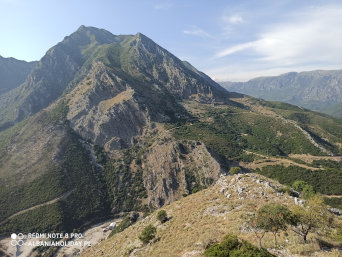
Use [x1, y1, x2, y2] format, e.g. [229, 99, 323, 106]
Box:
[10, 233, 24, 246]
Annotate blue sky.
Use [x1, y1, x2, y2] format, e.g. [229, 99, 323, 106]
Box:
[1, 0, 342, 81]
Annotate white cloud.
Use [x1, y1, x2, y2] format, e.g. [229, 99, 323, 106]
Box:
[220, 13, 244, 36]
[215, 41, 256, 58]
[183, 27, 212, 38]
[216, 5, 342, 66]
[226, 14, 243, 24]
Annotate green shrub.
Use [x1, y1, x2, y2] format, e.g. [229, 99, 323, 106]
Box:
[229, 167, 241, 175]
[192, 187, 200, 193]
[139, 225, 157, 244]
[230, 241, 274, 257]
[277, 186, 290, 194]
[156, 210, 168, 223]
[292, 180, 309, 191]
[204, 243, 229, 257]
[204, 234, 274, 257]
[108, 213, 139, 238]
[292, 180, 315, 199]
[94, 145, 107, 165]
[220, 234, 240, 250]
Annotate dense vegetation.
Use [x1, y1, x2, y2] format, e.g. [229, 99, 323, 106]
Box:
[324, 198, 342, 210]
[0, 168, 65, 223]
[58, 129, 111, 230]
[103, 148, 149, 214]
[0, 110, 111, 235]
[1, 203, 64, 234]
[256, 165, 342, 195]
[169, 104, 335, 163]
[261, 102, 342, 155]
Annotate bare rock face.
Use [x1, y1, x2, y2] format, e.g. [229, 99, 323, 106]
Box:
[142, 138, 223, 208]
[67, 62, 150, 151]
[126, 33, 228, 103]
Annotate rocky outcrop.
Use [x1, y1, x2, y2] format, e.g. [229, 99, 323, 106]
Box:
[125, 33, 228, 103]
[67, 62, 150, 151]
[142, 138, 223, 208]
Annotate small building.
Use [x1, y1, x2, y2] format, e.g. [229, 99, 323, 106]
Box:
[108, 222, 116, 230]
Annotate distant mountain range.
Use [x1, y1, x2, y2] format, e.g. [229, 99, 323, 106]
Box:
[0, 55, 36, 95]
[221, 70, 342, 118]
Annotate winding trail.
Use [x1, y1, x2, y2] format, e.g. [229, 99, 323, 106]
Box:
[324, 195, 342, 199]
[0, 190, 74, 225]
[241, 150, 322, 171]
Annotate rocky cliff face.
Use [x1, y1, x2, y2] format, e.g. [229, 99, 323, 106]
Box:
[142, 138, 222, 208]
[123, 33, 228, 102]
[66, 62, 150, 151]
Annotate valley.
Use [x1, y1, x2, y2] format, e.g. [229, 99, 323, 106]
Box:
[0, 26, 341, 257]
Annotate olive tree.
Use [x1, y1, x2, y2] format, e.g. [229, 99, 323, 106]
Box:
[291, 196, 331, 242]
[253, 204, 293, 247]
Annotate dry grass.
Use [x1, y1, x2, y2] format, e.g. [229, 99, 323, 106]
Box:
[100, 88, 134, 111]
[80, 174, 342, 257]
[240, 150, 321, 171]
[66, 79, 93, 106]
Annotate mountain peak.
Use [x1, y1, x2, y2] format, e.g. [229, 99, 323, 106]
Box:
[133, 32, 156, 48]
[77, 24, 87, 30]
[75, 25, 108, 34]
[67, 25, 117, 45]
[135, 32, 148, 39]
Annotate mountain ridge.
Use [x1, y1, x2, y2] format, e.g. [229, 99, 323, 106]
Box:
[221, 69, 342, 118]
[0, 55, 37, 95]
[0, 26, 228, 131]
